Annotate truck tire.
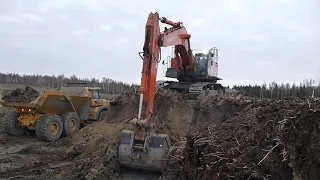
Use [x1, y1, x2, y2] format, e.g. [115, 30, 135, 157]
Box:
[36, 114, 63, 142]
[60, 112, 80, 137]
[3, 111, 26, 136]
[98, 110, 107, 121]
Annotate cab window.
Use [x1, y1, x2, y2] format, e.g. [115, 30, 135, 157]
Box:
[91, 90, 100, 99]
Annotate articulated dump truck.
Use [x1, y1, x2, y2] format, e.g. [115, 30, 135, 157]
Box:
[0, 86, 110, 142]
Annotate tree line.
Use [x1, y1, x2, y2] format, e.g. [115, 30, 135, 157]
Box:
[232, 79, 320, 99]
[0, 73, 138, 94]
[1, 73, 319, 99]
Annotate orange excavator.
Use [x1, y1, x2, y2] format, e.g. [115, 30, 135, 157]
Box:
[118, 12, 224, 172]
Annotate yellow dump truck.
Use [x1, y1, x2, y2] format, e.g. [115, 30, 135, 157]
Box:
[0, 86, 109, 141]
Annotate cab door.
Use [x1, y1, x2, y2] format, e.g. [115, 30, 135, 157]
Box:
[90, 90, 103, 107]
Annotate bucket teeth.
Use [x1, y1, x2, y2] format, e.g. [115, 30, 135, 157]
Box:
[133, 144, 144, 150]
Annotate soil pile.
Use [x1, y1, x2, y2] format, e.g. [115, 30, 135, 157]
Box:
[1, 86, 39, 103]
[167, 97, 320, 180]
[56, 120, 133, 180]
[106, 90, 211, 143]
[106, 92, 140, 123]
[106, 90, 196, 143]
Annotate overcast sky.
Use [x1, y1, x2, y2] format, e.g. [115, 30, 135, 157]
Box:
[0, 0, 319, 86]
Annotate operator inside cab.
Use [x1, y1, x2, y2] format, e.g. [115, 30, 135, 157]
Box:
[195, 53, 208, 75]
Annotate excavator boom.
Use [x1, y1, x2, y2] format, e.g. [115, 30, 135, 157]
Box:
[159, 18, 194, 80]
[118, 12, 171, 173]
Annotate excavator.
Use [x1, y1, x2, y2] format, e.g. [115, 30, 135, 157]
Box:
[118, 12, 224, 173]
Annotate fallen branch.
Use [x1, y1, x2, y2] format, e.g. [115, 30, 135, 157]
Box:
[170, 154, 183, 160]
[257, 143, 279, 165]
[236, 147, 243, 155]
[235, 137, 240, 146]
[203, 153, 225, 159]
[226, 163, 249, 169]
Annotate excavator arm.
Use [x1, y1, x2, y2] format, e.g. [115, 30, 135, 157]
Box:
[132, 12, 160, 142]
[131, 13, 194, 142]
[159, 17, 194, 78]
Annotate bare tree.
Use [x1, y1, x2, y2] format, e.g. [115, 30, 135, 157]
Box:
[0, 73, 138, 94]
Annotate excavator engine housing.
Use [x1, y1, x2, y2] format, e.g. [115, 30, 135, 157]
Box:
[118, 129, 171, 172]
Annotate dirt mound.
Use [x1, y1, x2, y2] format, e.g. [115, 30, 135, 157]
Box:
[166, 97, 320, 180]
[56, 121, 133, 179]
[105, 90, 195, 143]
[106, 92, 140, 123]
[1, 86, 39, 103]
[153, 90, 253, 144]
[104, 90, 238, 143]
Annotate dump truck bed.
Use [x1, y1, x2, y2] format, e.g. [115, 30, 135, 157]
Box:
[0, 87, 92, 114]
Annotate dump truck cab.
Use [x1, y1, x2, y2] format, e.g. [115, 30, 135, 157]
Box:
[87, 87, 109, 121]
[64, 83, 110, 121]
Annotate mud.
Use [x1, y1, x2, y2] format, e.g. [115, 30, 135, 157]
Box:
[1, 86, 39, 103]
[0, 89, 319, 180]
[0, 107, 12, 134]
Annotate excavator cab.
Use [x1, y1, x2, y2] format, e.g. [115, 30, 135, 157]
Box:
[194, 52, 209, 76]
[194, 47, 219, 81]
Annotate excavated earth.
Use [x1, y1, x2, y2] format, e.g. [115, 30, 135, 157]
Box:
[164, 96, 320, 180]
[1, 86, 39, 103]
[0, 89, 319, 180]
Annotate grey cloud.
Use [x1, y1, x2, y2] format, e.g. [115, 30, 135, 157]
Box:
[0, 0, 319, 86]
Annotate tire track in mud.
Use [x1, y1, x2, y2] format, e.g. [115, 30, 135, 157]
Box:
[0, 134, 73, 180]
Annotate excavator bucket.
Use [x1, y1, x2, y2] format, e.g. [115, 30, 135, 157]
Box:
[118, 129, 171, 172]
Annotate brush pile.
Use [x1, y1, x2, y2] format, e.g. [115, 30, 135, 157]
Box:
[167, 97, 320, 180]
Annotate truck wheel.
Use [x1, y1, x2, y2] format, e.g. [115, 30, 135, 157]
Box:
[36, 114, 63, 142]
[98, 110, 107, 121]
[60, 112, 80, 137]
[3, 111, 26, 136]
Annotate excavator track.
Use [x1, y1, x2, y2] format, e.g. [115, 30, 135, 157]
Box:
[160, 81, 225, 95]
[189, 82, 210, 94]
